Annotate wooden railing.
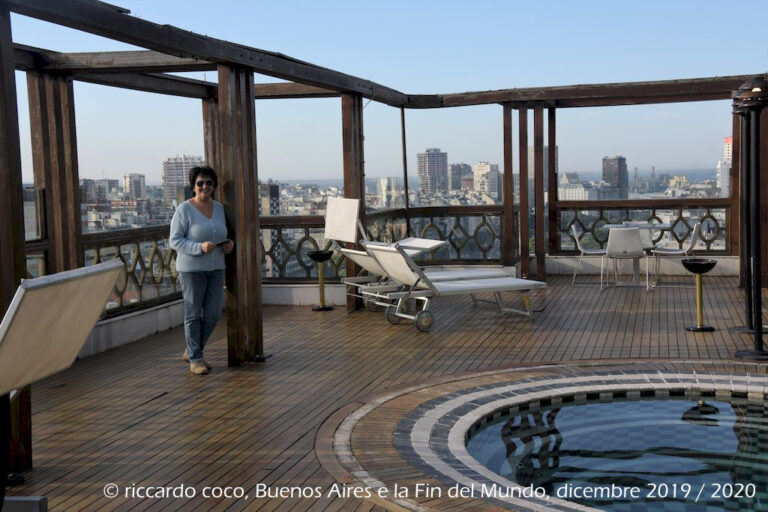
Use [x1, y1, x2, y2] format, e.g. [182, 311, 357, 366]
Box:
[552, 198, 734, 254]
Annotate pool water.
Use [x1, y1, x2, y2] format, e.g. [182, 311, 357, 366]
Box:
[466, 395, 768, 511]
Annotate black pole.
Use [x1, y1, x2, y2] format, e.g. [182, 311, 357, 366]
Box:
[749, 110, 763, 351]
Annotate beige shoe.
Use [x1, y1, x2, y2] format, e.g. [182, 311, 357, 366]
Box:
[189, 361, 209, 375]
[183, 350, 211, 370]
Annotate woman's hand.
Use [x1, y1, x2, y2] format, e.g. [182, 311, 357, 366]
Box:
[201, 242, 216, 254]
[223, 240, 235, 254]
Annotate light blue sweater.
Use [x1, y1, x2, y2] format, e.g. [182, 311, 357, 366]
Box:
[170, 200, 228, 272]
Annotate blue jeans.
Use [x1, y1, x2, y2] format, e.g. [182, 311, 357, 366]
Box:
[178, 270, 224, 362]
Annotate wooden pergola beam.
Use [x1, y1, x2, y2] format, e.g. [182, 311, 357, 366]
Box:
[14, 43, 214, 73]
[6, 0, 410, 107]
[252, 82, 339, 99]
[15, 44, 340, 100]
[435, 75, 765, 108]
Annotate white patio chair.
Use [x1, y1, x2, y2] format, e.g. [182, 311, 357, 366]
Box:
[365, 243, 546, 331]
[571, 225, 606, 285]
[622, 221, 657, 252]
[649, 222, 701, 287]
[600, 227, 649, 290]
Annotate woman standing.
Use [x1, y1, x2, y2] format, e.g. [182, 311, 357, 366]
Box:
[170, 166, 234, 375]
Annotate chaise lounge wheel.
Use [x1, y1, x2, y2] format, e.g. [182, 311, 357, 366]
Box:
[415, 310, 433, 332]
[385, 306, 402, 324]
[364, 297, 385, 312]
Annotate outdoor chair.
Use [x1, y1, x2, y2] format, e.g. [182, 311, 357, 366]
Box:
[340, 246, 516, 310]
[622, 221, 657, 252]
[326, 197, 515, 309]
[365, 243, 546, 331]
[649, 221, 701, 287]
[600, 227, 649, 290]
[571, 225, 606, 285]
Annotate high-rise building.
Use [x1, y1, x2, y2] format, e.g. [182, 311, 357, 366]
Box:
[717, 136, 733, 197]
[376, 177, 399, 208]
[485, 169, 503, 202]
[447, 163, 471, 190]
[527, 145, 558, 199]
[163, 155, 204, 205]
[416, 148, 447, 195]
[473, 162, 499, 195]
[723, 136, 733, 163]
[602, 156, 628, 199]
[716, 160, 730, 197]
[259, 181, 281, 277]
[123, 173, 146, 199]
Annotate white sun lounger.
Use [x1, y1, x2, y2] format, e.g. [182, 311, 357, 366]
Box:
[340, 246, 517, 310]
[365, 244, 547, 331]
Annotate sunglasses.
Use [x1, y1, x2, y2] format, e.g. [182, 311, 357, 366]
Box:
[196, 180, 214, 188]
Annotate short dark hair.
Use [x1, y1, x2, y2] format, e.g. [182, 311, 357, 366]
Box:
[189, 166, 218, 197]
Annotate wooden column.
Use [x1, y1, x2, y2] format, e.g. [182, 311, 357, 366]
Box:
[732, 113, 744, 286]
[502, 104, 515, 266]
[202, 97, 220, 170]
[547, 108, 558, 258]
[216, 64, 263, 365]
[533, 105, 546, 280]
[342, 93, 365, 312]
[761, 108, 768, 283]
[400, 107, 410, 212]
[27, 72, 83, 273]
[518, 107, 530, 278]
[0, 4, 29, 473]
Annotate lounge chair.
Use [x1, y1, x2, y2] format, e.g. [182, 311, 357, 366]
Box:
[365, 243, 546, 331]
[340, 246, 517, 310]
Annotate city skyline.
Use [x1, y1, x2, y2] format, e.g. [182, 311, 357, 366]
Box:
[10, 1, 763, 183]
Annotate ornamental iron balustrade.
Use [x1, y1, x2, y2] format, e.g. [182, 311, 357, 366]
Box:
[82, 225, 179, 315]
[364, 206, 507, 264]
[557, 204, 729, 254]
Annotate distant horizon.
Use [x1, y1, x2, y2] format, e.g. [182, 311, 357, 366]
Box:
[63, 165, 719, 189]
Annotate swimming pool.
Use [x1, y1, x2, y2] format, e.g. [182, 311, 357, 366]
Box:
[321, 361, 768, 511]
[466, 392, 768, 511]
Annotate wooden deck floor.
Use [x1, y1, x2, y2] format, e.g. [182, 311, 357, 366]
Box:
[7, 275, 768, 511]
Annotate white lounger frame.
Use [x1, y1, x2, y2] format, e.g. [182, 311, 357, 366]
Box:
[365, 243, 546, 330]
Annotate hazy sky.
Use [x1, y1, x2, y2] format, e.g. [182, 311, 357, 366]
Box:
[9, 1, 768, 184]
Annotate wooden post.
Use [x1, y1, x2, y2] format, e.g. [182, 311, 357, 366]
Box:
[547, 108, 558, 257]
[732, 113, 743, 286]
[502, 104, 515, 266]
[518, 107, 529, 278]
[216, 64, 263, 365]
[400, 107, 410, 211]
[0, 4, 30, 473]
[342, 93, 365, 312]
[533, 105, 545, 280]
[202, 97, 220, 171]
[27, 72, 83, 273]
